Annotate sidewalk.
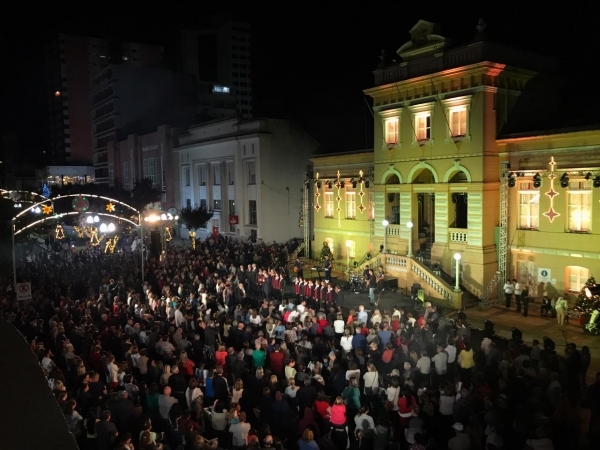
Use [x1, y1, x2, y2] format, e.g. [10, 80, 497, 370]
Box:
[451, 306, 600, 383]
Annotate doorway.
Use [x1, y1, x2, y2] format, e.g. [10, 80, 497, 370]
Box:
[452, 193, 468, 228]
[417, 193, 435, 244]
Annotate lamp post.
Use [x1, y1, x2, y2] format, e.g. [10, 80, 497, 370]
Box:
[346, 240, 352, 272]
[11, 219, 16, 288]
[381, 220, 389, 253]
[406, 221, 414, 257]
[453, 252, 462, 291]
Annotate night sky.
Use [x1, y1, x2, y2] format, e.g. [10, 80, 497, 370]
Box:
[1, 2, 599, 159]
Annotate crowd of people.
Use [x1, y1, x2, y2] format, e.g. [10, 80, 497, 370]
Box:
[1, 233, 600, 450]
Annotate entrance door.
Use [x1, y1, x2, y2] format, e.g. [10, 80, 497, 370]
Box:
[417, 193, 435, 244]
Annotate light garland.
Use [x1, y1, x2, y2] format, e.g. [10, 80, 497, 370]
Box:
[189, 230, 197, 250]
[314, 173, 321, 212]
[335, 170, 342, 228]
[73, 226, 84, 238]
[358, 169, 366, 214]
[165, 226, 173, 242]
[87, 227, 105, 246]
[542, 156, 560, 222]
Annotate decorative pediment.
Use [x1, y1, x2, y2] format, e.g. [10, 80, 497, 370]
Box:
[397, 20, 450, 61]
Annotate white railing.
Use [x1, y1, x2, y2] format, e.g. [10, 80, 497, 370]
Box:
[356, 253, 383, 274]
[386, 225, 402, 237]
[449, 228, 468, 243]
[411, 260, 455, 302]
[385, 254, 408, 270]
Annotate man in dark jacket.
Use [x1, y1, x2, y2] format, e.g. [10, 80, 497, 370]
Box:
[212, 366, 229, 403]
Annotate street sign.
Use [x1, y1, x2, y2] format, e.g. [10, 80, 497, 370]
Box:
[16, 282, 31, 301]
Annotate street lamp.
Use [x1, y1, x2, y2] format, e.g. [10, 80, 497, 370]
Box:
[406, 221, 414, 257]
[381, 220, 389, 253]
[453, 252, 462, 291]
[346, 240, 352, 271]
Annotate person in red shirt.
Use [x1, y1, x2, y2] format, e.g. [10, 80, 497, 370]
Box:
[397, 386, 418, 427]
[215, 344, 228, 373]
[179, 351, 195, 377]
[313, 391, 330, 421]
[269, 345, 285, 375]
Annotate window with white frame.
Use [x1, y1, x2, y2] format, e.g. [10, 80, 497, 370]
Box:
[568, 180, 592, 232]
[346, 192, 356, 219]
[143, 157, 159, 188]
[123, 162, 130, 190]
[442, 95, 472, 142]
[324, 192, 334, 217]
[226, 161, 234, 185]
[384, 118, 399, 146]
[183, 167, 190, 186]
[518, 182, 539, 229]
[247, 161, 256, 185]
[347, 240, 356, 258]
[212, 164, 221, 185]
[567, 265, 589, 292]
[248, 200, 257, 225]
[415, 113, 431, 141]
[198, 165, 207, 186]
[449, 107, 467, 137]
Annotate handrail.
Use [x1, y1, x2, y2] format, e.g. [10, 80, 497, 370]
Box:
[478, 271, 502, 309]
[290, 242, 305, 261]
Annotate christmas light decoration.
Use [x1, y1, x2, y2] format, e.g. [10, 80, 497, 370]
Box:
[358, 169, 366, 214]
[55, 223, 64, 239]
[42, 183, 50, 198]
[87, 227, 105, 246]
[543, 156, 560, 223]
[72, 195, 89, 212]
[335, 170, 342, 228]
[106, 202, 115, 212]
[42, 204, 53, 215]
[189, 230, 197, 250]
[165, 226, 173, 242]
[314, 173, 321, 212]
[73, 226, 84, 238]
[104, 236, 119, 253]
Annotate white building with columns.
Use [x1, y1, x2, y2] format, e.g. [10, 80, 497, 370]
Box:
[175, 117, 319, 242]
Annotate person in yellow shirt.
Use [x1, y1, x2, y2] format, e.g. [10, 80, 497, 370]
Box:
[457, 341, 475, 387]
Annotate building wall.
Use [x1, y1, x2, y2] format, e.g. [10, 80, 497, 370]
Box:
[309, 152, 374, 267]
[499, 129, 600, 298]
[176, 118, 318, 242]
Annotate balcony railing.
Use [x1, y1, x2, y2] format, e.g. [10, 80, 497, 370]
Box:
[386, 224, 403, 237]
[449, 228, 468, 243]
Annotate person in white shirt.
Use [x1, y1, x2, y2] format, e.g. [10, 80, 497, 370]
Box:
[513, 278, 523, 312]
[357, 305, 368, 325]
[431, 345, 448, 375]
[333, 313, 346, 337]
[445, 340, 457, 373]
[416, 351, 431, 375]
[504, 280, 514, 308]
[41, 349, 55, 373]
[340, 329, 353, 355]
[354, 407, 375, 434]
[229, 411, 251, 447]
[362, 363, 379, 394]
[481, 337, 492, 355]
[174, 306, 186, 328]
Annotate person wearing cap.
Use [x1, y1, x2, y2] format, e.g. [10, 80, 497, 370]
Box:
[448, 422, 470, 450]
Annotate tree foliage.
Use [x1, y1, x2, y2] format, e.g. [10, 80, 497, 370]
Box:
[178, 204, 214, 231]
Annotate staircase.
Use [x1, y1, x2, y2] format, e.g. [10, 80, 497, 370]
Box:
[290, 242, 306, 261]
[418, 241, 433, 266]
[478, 271, 503, 309]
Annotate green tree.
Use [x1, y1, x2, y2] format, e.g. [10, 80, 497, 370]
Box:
[178, 204, 214, 232]
[319, 241, 334, 263]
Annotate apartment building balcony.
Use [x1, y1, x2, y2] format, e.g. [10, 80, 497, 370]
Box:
[448, 228, 468, 244]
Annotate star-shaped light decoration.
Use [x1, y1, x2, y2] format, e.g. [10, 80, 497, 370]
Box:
[543, 156, 560, 223]
[543, 207, 560, 222]
[358, 204, 366, 213]
[106, 202, 115, 212]
[42, 204, 53, 215]
[314, 204, 321, 211]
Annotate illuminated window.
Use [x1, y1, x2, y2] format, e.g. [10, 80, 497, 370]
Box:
[567, 265, 588, 292]
[324, 192, 334, 217]
[415, 113, 431, 141]
[449, 107, 467, 137]
[384, 118, 399, 146]
[518, 182, 539, 230]
[346, 192, 356, 219]
[568, 180, 592, 232]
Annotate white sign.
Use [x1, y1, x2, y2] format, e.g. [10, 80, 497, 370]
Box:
[538, 268, 552, 282]
[16, 282, 31, 301]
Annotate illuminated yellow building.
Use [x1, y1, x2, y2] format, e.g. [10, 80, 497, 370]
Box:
[499, 129, 600, 299]
[309, 151, 374, 268]
[360, 20, 559, 306]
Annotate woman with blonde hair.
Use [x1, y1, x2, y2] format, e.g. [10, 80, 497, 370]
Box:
[370, 309, 382, 327]
[363, 362, 380, 398]
[327, 395, 347, 429]
[231, 378, 244, 404]
[265, 317, 276, 338]
[298, 428, 319, 450]
[160, 364, 172, 387]
[255, 366, 265, 381]
[285, 377, 299, 401]
[186, 378, 204, 419]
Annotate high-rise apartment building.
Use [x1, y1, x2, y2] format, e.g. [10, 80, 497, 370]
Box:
[179, 20, 253, 119]
[44, 34, 164, 165]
